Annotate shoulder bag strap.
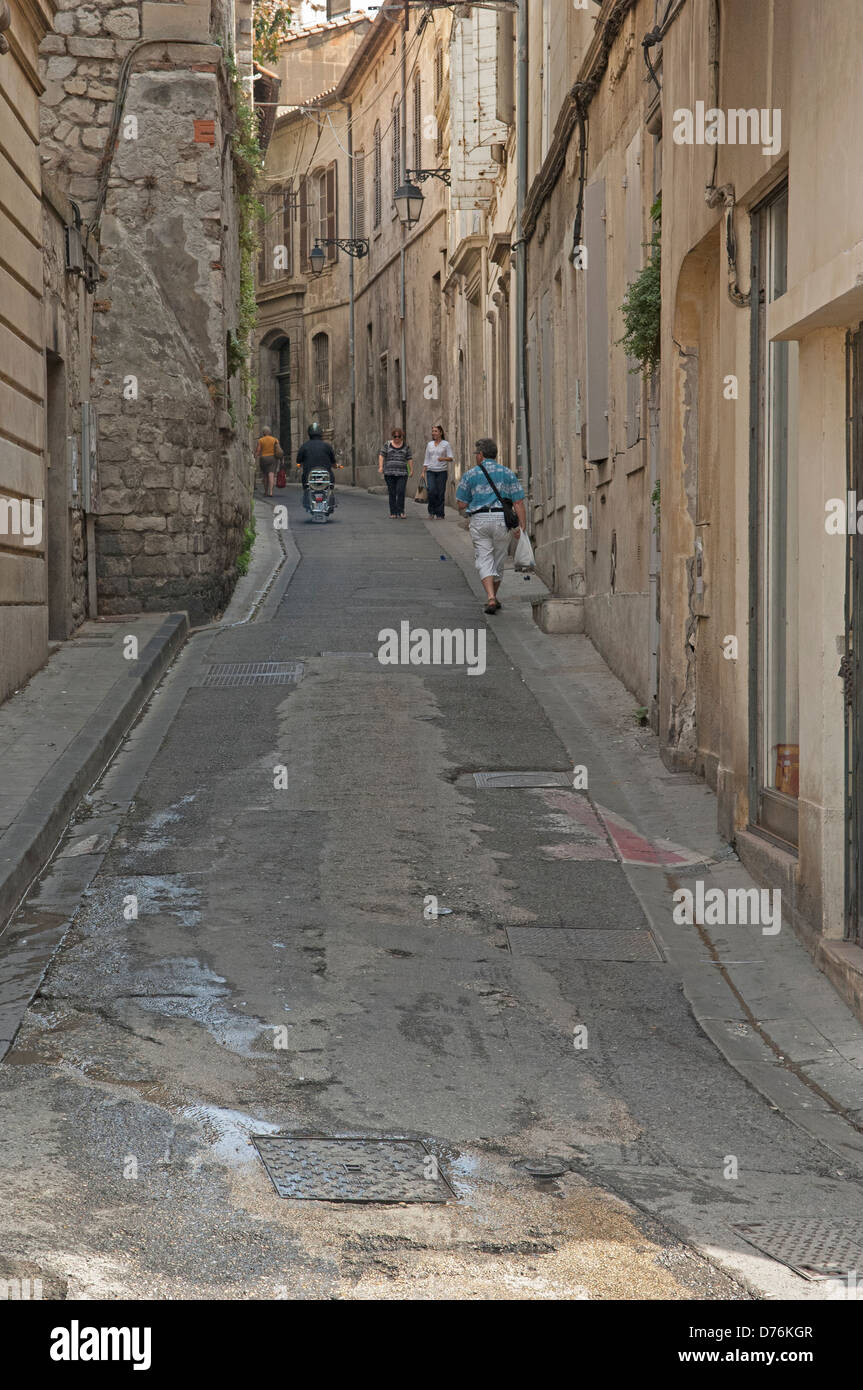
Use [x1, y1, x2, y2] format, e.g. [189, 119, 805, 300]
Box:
[478, 463, 506, 508]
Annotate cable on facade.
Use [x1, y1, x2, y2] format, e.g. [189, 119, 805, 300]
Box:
[268, 13, 428, 168]
[91, 37, 230, 233]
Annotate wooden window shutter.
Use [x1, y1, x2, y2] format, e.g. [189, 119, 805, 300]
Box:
[584, 178, 609, 461]
[299, 176, 308, 272]
[374, 124, 382, 226]
[283, 181, 293, 277]
[392, 100, 401, 201]
[413, 75, 422, 172]
[354, 151, 365, 240]
[326, 162, 338, 261]
[258, 198, 268, 284]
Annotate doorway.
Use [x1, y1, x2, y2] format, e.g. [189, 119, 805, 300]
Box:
[749, 181, 800, 849]
[845, 323, 863, 940]
[45, 350, 71, 640]
[276, 338, 292, 459]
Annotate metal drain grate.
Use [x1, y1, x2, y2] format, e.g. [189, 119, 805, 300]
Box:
[506, 928, 663, 961]
[253, 1136, 454, 1203]
[472, 771, 573, 790]
[733, 1220, 863, 1280]
[200, 662, 304, 688]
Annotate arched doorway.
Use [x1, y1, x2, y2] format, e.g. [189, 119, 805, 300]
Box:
[258, 331, 295, 460]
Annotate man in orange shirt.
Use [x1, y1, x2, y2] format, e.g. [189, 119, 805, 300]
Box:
[254, 427, 283, 498]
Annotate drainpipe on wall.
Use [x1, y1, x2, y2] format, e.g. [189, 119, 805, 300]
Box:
[346, 99, 357, 487]
[514, 0, 530, 497]
[400, 0, 409, 440]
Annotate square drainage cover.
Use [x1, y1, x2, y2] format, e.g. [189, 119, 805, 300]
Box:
[200, 662, 304, 688]
[253, 1136, 454, 1203]
[732, 1219, 863, 1280]
[506, 928, 663, 961]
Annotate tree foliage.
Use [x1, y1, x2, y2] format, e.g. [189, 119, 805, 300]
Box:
[254, 2, 293, 64]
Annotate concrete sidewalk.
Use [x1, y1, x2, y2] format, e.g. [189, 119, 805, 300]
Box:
[433, 511, 863, 1177]
[0, 613, 188, 1031]
[0, 497, 290, 1057]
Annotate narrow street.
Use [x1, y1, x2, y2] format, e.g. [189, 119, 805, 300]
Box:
[0, 489, 859, 1301]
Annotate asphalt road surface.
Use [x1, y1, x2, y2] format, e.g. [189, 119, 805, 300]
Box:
[0, 486, 856, 1300]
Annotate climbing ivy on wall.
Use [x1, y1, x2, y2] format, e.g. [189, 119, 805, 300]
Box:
[224, 48, 263, 418]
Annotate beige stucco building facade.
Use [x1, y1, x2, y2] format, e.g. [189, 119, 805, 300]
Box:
[0, 0, 53, 702]
[0, 0, 99, 703]
[657, 0, 861, 999]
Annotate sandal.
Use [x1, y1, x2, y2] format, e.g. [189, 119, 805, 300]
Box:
[484, 601, 501, 615]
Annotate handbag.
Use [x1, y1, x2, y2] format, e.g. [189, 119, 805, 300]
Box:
[414, 481, 428, 504]
[479, 464, 520, 530]
[276, 467, 287, 489]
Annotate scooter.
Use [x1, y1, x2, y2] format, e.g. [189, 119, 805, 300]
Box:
[306, 468, 335, 524]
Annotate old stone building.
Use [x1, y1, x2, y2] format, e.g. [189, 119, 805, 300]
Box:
[38, 0, 256, 624]
[655, 0, 863, 987]
[257, 5, 452, 488]
[1, 0, 55, 702]
[268, 5, 370, 109]
[257, 86, 352, 470]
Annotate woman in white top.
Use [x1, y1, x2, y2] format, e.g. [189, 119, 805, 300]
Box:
[421, 424, 454, 520]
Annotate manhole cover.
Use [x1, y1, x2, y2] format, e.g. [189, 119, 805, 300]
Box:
[733, 1220, 863, 1279]
[200, 662, 304, 687]
[523, 1159, 568, 1179]
[253, 1136, 454, 1203]
[472, 772, 572, 789]
[506, 928, 663, 961]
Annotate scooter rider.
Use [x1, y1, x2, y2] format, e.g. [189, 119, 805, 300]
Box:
[297, 423, 340, 510]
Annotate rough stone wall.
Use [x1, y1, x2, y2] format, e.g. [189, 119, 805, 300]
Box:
[38, 5, 253, 625]
[94, 61, 249, 622]
[39, 7, 136, 213]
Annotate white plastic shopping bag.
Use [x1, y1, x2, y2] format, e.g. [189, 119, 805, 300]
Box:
[513, 530, 535, 570]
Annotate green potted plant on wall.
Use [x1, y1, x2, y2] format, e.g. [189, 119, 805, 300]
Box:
[618, 195, 662, 378]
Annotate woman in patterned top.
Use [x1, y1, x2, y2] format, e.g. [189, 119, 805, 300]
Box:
[378, 427, 413, 519]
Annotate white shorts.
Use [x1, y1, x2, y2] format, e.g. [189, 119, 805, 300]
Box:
[469, 511, 510, 582]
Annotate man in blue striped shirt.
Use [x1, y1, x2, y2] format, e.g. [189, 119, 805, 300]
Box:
[456, 438, 527, 615]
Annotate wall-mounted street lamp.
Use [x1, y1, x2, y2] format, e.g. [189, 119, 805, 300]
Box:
[396, 168, 451, 231]
[309, 238, 370, 277]
[395, 180, 426, 230]
[406, 167, 452, 187]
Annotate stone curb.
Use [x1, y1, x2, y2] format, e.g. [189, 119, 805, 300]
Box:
[0, 611, 189, 936]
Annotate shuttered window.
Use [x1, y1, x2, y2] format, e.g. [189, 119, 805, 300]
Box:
[299, 175, 309, 272]
[584, 178, 609, 462]
[282, 180, 293, 278]
[257, 218, 267, 284]
[325, 162, 338, 262]
[413, 74, 422, 172]
[354, 150, 366, 239]
[392, 96, 401, 201]
[433, 45, 441, 159]
[373, 122, 382, 227]
[313, 332, 331, 430]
